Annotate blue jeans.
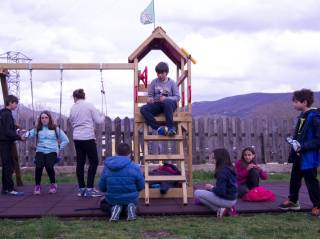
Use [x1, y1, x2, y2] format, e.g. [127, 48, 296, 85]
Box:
[140, 99, 177, 130]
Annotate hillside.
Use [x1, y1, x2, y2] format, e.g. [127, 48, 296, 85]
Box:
[192, 92, 320, 118]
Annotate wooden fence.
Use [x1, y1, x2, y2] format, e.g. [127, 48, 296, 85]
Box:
[15, 116, 296, 166]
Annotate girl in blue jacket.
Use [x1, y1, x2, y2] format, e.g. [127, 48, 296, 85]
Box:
[194, 148, 237, 218]
[24, 111, 69, 195]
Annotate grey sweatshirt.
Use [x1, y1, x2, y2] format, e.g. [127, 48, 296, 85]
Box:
[148, 77, 180, 102]
[69, 99, 104, 140]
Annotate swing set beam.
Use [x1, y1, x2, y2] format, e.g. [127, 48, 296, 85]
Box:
[0, 63, 135, 70]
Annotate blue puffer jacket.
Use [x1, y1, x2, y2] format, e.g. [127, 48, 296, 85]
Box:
[99, 156, 145, 205]
[289, 109, 320, 170]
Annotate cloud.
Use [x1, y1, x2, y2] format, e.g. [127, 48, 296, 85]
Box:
[1, 0, 320, 118]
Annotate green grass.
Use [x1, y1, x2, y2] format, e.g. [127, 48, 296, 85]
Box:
[16, 171, 293, 185]
[0, 214, 319, 239]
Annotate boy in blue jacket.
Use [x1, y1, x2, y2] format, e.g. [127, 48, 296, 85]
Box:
[279, 89, 320, 216]
[99, 143, 145, 221]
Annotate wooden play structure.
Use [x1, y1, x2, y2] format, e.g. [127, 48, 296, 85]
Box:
[129, 27, 194, 204]
[0, 27, 194, 204]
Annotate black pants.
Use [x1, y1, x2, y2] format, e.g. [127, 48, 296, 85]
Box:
[35, 152, 56, 185]
[74, 139, 99, 188]
[238, 168, 260, 198]
[289, 161, 320, 208]
[0, 141, 15, 192]
[140, 99, 177, 130]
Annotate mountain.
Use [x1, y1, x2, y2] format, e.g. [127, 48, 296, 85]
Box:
[192, 92, 320, 118]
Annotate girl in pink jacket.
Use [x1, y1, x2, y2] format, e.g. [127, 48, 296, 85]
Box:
[235, 147, 268, 198]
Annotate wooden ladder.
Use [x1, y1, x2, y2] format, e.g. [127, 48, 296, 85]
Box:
[143, 122, 188, 205]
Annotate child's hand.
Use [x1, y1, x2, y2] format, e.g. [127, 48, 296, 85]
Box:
[147, 97, 154, 104]
[160, 96, 166, 102]
[204, 184, 214, 191]
[247, 164, 256, 170]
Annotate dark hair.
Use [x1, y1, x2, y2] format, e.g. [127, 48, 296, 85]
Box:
[5, 95, 19, 106]
[116, 143, 131, 156]
[36, 111, 56, 132]
[213, 148, 233, 178]
[73, 89, 85, 100]
[240, 147, 257, 167]
[292, 89, 314, 107]
[155, 62, 169, 74]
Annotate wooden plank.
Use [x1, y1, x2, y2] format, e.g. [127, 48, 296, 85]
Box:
[176, 70, 187, 86]
[114, 117, 122, 149]
[0, 63, 135, 70]
[217, 117, 224, 148]
[144, 135, 184, 141]
[144, 154, 185, 161]
[137, 96, 148, 103]
[139, 186, 193, 199]
[135, 111, 192, 123]
[145, 175, 186, 182]
[104, 117, 112, 157]
[198, 117, 206, 164]
[123, 117, 131, 150]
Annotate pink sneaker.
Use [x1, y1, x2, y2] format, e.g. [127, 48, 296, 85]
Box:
[49, 183, 57, 194]
[33, 185, 41, 195]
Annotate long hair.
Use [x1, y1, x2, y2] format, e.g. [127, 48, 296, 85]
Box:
[240, 147, 257, 168]
[36, 111, 56, 132]
[213, 148, 233, 178]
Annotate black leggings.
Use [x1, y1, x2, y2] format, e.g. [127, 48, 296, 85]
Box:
[35, 152, 56, 185]
[238, 168, 260, 198]
[74, 139, 99, 188]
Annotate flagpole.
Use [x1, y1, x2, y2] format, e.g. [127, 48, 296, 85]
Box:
[153, 0, 155, 29]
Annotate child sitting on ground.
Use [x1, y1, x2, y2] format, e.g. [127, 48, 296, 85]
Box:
[235, 147, 268, 198]
[99, 143, 145, 221]
[194, 148, 237, 218]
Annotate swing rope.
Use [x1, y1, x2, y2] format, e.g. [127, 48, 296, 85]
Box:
[28, 63, 35, 126]
[58, 64, 63, 139]
[100, 64, 107, 116]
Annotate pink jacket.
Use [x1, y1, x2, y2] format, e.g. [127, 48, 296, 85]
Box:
[235, 160, 268, 185]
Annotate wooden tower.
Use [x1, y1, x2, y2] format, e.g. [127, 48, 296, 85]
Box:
[129, 27, 194, 205]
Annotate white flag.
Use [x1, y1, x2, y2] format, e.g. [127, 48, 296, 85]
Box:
[140, 0, 155, 24]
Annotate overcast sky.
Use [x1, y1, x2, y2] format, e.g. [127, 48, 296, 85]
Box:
[1, 0, 320, 118]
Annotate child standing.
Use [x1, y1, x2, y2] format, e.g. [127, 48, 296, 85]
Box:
[0, 95, 24, 196]
[24, 111, 69, 195]
[279, 89, 320, 216]
[235, 147, 268, 198]
[99, 143, 145, 221]
[194, 148, 237, 218]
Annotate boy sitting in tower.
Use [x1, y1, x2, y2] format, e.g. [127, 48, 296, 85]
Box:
[140, 62, 180, 136]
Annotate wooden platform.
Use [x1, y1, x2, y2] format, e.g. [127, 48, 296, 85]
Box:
[0, 182, 313, 218]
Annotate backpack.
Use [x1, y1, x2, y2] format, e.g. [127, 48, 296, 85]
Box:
[242, 186, 275, 202]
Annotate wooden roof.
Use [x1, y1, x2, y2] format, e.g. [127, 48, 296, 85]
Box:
[128, 27, 188, 66]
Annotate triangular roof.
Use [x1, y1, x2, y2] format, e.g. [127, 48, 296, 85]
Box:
[128, 27, 188, 66]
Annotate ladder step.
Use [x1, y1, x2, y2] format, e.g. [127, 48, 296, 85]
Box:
[135, 111, 192, 123]
[144, 154, 185, 161]
[144, 135, 184, 141]
[145, 175, 186, 182]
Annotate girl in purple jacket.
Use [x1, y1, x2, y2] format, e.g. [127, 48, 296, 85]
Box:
[235, 147, 268, 198]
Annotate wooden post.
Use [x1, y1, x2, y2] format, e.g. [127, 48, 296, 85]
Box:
[0, 70, 23, 186]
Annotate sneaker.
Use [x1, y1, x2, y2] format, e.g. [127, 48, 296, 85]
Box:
[77, 188, 86, 197]
[167, 127, 177, 137]
[229, 206, 237, 217]
[84, 188, 103, 197]
[217, 208, 228, 218]
[49, 183, 58, 194]
[127, 203, 137, 221]
[311, 207, 320, 216]
[109, 205, 122, 222]
[279, 199, 301, 210]
[157, 126, 167, 136]
[7, 190, 24, 196]
[33, 185, 41, 195]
